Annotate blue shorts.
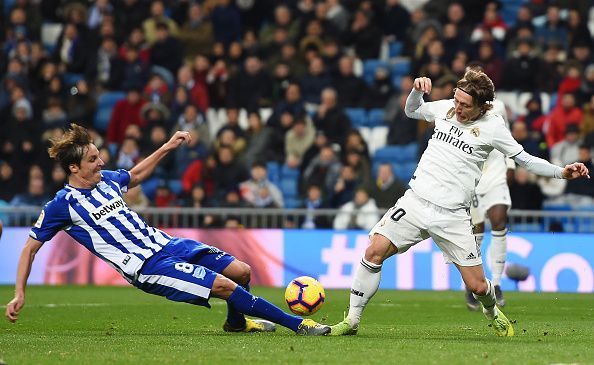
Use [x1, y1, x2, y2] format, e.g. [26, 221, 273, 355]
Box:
[133, 238, 235, 307]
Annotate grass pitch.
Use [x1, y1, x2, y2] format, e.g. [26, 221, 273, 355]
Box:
[1, 286, 593, 365]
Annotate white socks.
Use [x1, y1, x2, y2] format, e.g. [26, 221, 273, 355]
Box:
[346, 258, 382, 327]
[473, 279, 497, 320]
[489, 228, 508, 286]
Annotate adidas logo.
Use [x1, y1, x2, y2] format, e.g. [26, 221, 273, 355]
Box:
[466, 252, 476, 260]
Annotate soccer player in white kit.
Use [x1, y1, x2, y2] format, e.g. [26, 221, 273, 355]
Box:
[466, 98, 514, 310]
[330, 69, 590, 337]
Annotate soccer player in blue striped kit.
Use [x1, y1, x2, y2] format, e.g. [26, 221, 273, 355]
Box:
[5, 124, 329, 336]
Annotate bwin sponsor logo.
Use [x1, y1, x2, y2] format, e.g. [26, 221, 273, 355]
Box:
[91, 198, 125, 221]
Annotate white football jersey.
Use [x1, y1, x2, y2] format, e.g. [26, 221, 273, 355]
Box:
[406, 90, 523, 209]
[475, 99, 515, 195]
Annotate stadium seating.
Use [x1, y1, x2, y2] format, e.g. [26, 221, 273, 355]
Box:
[367, 108, 385, 127]
[388, 41, 403, 59]
[363, 60, 391, 84]
[374, 143, 418, 164]
[345, 108, 367, 128]
[94, 91, 126, 132]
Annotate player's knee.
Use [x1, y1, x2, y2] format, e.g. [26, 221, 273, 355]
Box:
[364, 235, 395, 265]
[211, 275, 238, 300]
[491, 221, 507, 231]
[237, 261, 251, 285]
[467, 279, 488, 296]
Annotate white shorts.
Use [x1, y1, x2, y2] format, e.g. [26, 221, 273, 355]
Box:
[369, 189, 482, 266]
[470, 184, 511, 225]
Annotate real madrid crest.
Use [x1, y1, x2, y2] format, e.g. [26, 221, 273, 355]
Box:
[470, 127, 480, 137]
[446, 107, 455, 119]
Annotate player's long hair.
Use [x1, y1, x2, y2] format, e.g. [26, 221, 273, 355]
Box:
[48, 123, 93, 175]
[456, 68, 495, 117]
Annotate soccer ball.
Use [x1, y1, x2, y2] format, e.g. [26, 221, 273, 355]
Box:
[284, 276, 325, 316]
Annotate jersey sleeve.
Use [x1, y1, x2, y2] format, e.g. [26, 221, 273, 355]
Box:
[29, 198, 72, 243]
[101, 169, 131, 193]
[491, 117, 524, 158]
[405, 89, 451, 122]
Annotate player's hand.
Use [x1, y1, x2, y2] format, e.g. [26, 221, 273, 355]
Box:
[5, 295, 24, 323]
[164, 131, 191, 152]
[413, 77, 432, 94]
[562, 162, 590, 180]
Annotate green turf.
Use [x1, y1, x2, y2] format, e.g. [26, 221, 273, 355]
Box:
[1, 286, 593, 365]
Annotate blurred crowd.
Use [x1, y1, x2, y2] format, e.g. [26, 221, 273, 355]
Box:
[1, 0, 594, 229]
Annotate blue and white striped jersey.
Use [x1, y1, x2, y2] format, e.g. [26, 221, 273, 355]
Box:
[30, 169, 172, 282]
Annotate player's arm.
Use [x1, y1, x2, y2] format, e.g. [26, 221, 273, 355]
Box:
[5, 237, 43, 323]
[128, 131, 191, 189]
[513, 151, 590, 180]
[492, 120, 590, 180]
[405, 77, 439, 121]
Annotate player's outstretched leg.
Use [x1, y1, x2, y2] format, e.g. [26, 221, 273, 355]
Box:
[220, 261, 276, 333]
[331, 234, 396, 336]
[472, 280, 514, 337]
[215, 276, 330, 336]
[460, 266, 514, 337]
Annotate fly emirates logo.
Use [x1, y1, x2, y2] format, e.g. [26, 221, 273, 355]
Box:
[90, 198, 126, 222]
[431, 125, 474, 155]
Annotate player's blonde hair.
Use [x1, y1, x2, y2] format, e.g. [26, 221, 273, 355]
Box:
[48, 123, 94, 175]
[456, 68, 494, 116]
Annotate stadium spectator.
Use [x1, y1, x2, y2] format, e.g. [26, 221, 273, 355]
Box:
[116, 137, 140, 170]
[211, 0, 242, 47]
[177, 65, 209, 114]
[124, 185, 150, 210]
[333, 56, 368, 108]
[381, 0, 411, 42]
[303, 145, 342, 196]
[365, 163, 406, 210]
[9, 177, 50, 207]
[511, 121, 542, 158]
[177, 3, 214, 61]
[345, 10, 382, 60]
[300, 57, 332, 104]
[329, 165, 359, 208]
[546, 93, 583, 148]
[212, 146, 249, 203]
[174, 130, 208, 178]
[106, 87, 146, 145]
[510, 169, 545, 212]
[550, 124, 582, 167]
[243, 112, 273, 168]
[501, 38, 539, 91]
[0, 161, 19, 202]
[227, 56, 272, 110]
[313, 88, 352, 146]
[239, 162, 284, 208]
[563, 145, 594, 204]
[366, 67, 396, 109]
[333, 188, 379, 230]
[150, 22, 183, 77]
[298, 184, 331, 229]
[53, 23, 90, 74]
[285, 117, 315, 169]
[142, 0, 179, 45]
[534, 5, 568, 51]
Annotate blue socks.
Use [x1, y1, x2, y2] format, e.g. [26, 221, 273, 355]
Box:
[227, 286, 303, 332]
[226, 283, 248, 329]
